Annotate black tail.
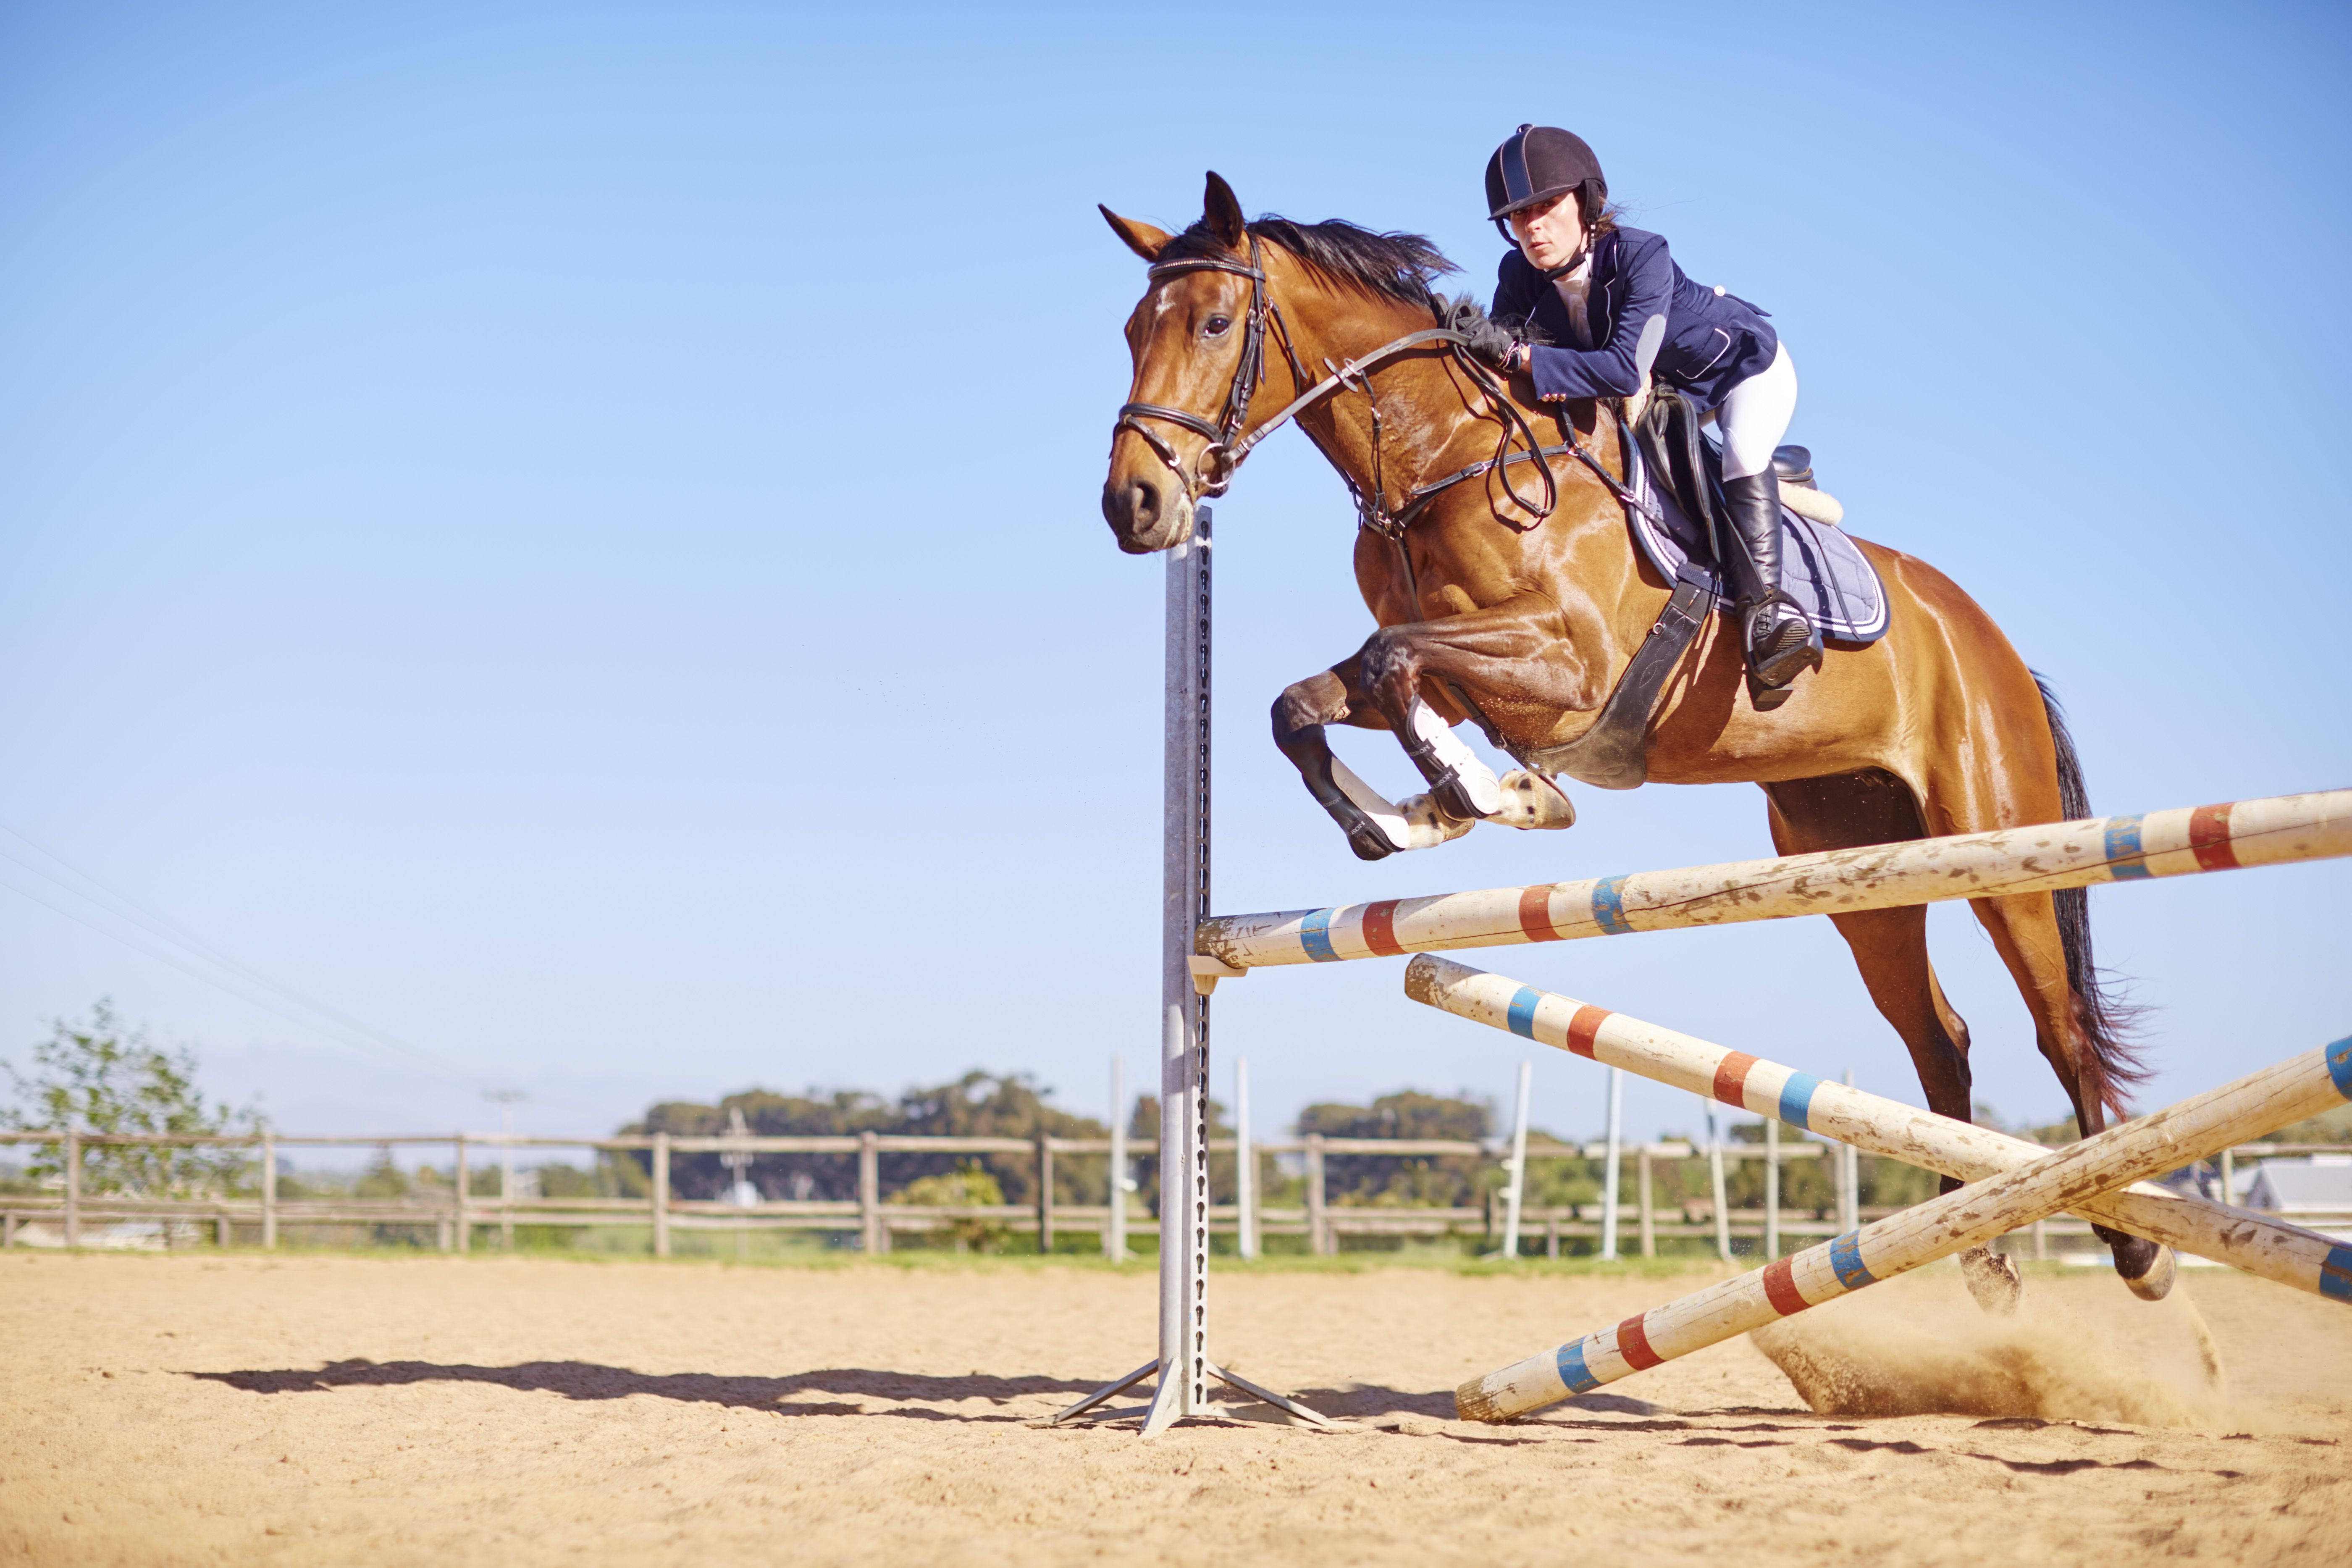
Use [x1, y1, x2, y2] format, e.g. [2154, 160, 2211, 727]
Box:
[2035, 673, 2149, 1117]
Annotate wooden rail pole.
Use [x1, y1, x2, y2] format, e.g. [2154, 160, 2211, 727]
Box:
[1409, 957, 2352, 1303]
[1456, 1030, 2352, 1421]
[63, 1131, 80, 1249]
[1201, 790, 2352, 969]
[651, 1132, 671, 1258]
[260, 1132, 278, 1250]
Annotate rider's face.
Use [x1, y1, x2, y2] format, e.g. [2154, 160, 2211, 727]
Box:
[1508, 192, 1585, 271]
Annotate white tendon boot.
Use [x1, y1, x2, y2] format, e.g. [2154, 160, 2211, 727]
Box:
[1328, 759, 1574, 853]
[1406, 701, 1507, 818]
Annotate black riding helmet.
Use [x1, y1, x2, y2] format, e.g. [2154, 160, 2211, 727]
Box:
[1484, 123, 1606, 242]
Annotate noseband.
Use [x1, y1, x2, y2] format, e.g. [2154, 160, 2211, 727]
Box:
[1115, 235, 1618, 538]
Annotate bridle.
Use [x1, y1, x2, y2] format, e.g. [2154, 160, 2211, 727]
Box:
[1113, 234, 1630, 540]
[1112, 234, 1289, 502]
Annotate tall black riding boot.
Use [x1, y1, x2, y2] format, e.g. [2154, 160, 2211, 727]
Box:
[1719, 470, 1823, 711]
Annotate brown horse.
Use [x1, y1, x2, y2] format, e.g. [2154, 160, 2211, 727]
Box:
[1100, 173, 2165, 1305]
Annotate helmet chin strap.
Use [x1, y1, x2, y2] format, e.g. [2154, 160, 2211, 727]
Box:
[1538, 247, 1589, 282]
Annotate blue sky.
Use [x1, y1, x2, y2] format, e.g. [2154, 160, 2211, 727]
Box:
[2, 2, 2346, 1150]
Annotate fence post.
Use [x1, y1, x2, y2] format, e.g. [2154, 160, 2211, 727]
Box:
[454, 1135, 470, 1255]
[500, 1137, 514, 1253]
[1704, 1099, 1732, 1261]
[651, 1132, 671, 1258]
[1546, 1211, 1560, 1260]
[1036, 1134, 1054, 1254]
[260, 1132, 278, 1250]
[858, 1129, 881, 1255]
[1305, 1133, 1328, 1256]
[63, 1131, 81, 1249]
[1235, 1057, 1257, 1259]
[1106, 1057, 1128, 1261]
[1637, 1145, 1656, 1258]
[1500, 1059, 1530, 1258]
[1600, 1067, 1623, 1260]
[1763, 1116, 1781, 1260]
[2220, 1145, 2235, 1203]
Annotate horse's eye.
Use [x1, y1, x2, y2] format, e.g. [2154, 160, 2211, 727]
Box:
[1204, 315, 1232, 337]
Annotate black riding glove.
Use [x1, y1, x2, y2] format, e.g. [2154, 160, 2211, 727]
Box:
[1444, 296, 1521, 371]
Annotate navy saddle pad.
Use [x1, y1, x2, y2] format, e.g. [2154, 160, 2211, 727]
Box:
[1623, 439, 1890, 646]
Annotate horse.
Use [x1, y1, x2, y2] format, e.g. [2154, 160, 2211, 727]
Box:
[1099, 173, 2166, 1307]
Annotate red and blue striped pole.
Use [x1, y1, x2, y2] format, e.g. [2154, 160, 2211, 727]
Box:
[1407, 954, 2352, 1306]
[1197, 790, 2352, 971]
[1433, 997, 2352, 1421]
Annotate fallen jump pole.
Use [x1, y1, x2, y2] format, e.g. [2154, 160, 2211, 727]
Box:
[1407, 955, 2352, 1304]
[1196, 789, 2352, 970]
[1446, 1022, 2352, 1422]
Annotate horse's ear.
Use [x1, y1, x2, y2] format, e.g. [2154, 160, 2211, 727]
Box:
[1203, 171, 1246, 250]
[1100, 205, 1171, 263]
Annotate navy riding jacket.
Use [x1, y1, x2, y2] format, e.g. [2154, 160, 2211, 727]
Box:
[1491, 226, 1776, 410]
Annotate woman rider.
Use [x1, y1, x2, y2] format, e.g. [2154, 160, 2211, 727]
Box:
[1453, 124, 1821, 707]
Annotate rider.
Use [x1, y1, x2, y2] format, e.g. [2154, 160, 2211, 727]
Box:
[1455, 124, 1822, 706]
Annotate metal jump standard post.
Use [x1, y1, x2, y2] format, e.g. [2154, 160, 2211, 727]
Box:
[1051, 509, 1330, 1437]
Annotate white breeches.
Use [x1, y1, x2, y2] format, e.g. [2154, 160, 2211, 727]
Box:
[1717, 341, 1798, 480]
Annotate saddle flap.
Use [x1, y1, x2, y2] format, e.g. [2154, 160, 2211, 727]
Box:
[1622, 421, 1889, 646]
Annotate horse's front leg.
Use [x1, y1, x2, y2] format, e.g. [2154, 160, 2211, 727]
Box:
[1356, 596, 1610, 822]
[1270, 656, 1438, 862]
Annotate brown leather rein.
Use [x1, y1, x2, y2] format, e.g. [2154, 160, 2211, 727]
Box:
[1114, 236, 1633, 540]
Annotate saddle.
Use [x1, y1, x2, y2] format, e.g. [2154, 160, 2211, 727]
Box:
[1505, 389, 1887, 792]
[1630, 389, 1887, 643]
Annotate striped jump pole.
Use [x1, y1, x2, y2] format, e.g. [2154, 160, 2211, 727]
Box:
[1196, 789, 2352, 970]
[1444, 1029, 2352, 1424]
[1407, 955, 2352, 1304]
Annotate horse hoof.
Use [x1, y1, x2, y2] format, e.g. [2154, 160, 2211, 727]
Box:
[1345, 819, 1396, 861]
[1494, 770, 1576, 831]
[1960, 1245, 2022, 1316]
[2117, 1240, 2176, 1302]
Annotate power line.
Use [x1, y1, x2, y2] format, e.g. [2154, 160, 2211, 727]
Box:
[0, 830, 474, 1082]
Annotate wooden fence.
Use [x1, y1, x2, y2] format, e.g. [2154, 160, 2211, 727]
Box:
[2, 1128, 2341, 1258]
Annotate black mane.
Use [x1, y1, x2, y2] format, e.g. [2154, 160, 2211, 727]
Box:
[1160, 215, 1456, 306]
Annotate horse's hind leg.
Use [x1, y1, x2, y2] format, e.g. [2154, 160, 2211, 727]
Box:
[1762, 770, 2023, 1312]
[1967, 889, 2171, 1300]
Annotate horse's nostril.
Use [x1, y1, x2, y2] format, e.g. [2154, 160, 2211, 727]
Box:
[1131, 480, 1160, 529]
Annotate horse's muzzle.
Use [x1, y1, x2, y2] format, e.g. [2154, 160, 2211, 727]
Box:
[1101, 472, 1193, 554]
